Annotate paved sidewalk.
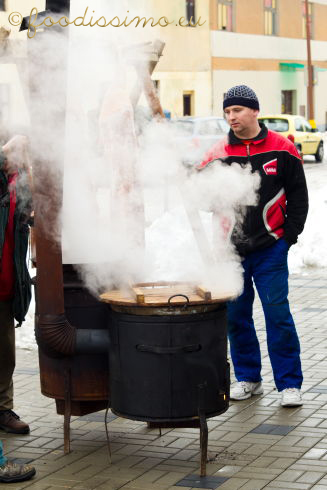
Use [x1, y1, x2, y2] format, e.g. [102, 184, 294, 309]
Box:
[2, 271, 327, 490]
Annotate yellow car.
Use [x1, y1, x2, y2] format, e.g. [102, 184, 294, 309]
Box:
[258, 114, 324, 162]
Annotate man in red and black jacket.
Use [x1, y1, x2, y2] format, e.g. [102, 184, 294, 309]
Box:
[200, 85, 308, 407]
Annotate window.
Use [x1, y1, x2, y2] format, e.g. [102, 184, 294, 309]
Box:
[186, 0, 195, 23]
[46, 0, 70, 12]
[217, 119, 230, 133]
[197, 120, 221, 136]
[303, 119, 313, 132]
[264, 0, 277, 35]
[260, 118, 289, 132]
[172, 120, 194, 136]
[295, 118, 304, 132]
[302, 1, 313, 39]
[217, 0, 233, 31]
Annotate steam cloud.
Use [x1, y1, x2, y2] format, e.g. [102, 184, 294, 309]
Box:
[5, 0, 261, 301]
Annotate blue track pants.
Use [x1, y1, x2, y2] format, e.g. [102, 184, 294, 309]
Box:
[228, 238, 302, 392]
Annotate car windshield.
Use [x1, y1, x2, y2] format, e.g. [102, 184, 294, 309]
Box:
[171, 120, 194, 135]
[172, 118, 229, 136]
[218, 119, 230, 133]
[260, 118, 289, 132]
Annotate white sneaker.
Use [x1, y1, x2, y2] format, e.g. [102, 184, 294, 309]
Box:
[281, 388, 303, 407]
[230, 381, 263, 400]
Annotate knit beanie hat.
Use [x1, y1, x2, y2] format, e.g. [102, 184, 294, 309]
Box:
[223, 85, 260, 111]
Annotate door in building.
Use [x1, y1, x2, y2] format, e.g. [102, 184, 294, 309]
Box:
[281, 90, 295, 114]
[183, 92, 194, 116]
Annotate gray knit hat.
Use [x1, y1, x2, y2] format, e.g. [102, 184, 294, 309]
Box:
[223, 85, 260, 110]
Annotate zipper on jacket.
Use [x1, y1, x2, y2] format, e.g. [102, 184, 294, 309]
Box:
[246, 144, 251, 163]
[245, 143, 253, 246]
[279, 203, 286, 219]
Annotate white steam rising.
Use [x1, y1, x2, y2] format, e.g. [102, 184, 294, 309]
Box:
[12, 1, 261, 299]
[142, 155, 260, 296]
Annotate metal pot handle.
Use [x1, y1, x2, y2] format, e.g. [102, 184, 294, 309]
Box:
[136, 344, 201, 354]
[167, 294, 190, 309]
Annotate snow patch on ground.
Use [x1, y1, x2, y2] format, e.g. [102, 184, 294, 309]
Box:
[288, 161, 327, 273]
[16, 161, 327, 350]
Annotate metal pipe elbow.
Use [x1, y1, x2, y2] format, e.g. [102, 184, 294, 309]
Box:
[35, 313, 76, 358]
[35, 313, 110, 357]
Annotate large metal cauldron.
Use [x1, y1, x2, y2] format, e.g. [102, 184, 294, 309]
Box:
[108, 305, 229, 422]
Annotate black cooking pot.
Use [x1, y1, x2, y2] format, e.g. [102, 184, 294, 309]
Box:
[108, 305, 229, 422]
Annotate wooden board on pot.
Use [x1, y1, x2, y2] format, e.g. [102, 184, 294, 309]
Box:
[100, 281, 236, 307]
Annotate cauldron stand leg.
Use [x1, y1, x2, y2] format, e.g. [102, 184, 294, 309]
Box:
[199, 412, 208, 477]
[146, 422, 162, 437]
[146, 418, 208, 476]
[198, 384, 208, 477]
[64, 367, 72, 454]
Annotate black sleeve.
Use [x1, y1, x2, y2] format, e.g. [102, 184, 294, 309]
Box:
[282, 152, 309, 245]
[0, 148, 5, 171]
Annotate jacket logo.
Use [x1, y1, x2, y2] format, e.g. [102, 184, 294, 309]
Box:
[263, 159, 277, 176]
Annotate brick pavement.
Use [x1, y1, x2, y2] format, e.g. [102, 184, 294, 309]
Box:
[1, 271, 327, 490]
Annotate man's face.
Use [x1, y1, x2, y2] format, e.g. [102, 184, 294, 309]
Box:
[224, 105, 259, 135]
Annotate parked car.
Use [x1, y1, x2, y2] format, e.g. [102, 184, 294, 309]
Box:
[258, 114, 324, 162]
[171, 116, 229, 166]
[317, 123, 327, 133]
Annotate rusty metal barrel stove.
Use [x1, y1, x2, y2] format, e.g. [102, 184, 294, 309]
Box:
[36, 266, 110, 417]
[33, 264, 110, 454]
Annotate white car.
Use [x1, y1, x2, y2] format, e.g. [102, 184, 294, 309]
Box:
[171, 116, 229, 166]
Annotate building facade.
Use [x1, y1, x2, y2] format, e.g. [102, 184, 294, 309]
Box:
[154, 0, 327, 125]
[1, 0, 327, 124]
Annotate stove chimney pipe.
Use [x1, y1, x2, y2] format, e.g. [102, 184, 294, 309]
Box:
[29, 0, 109, 357]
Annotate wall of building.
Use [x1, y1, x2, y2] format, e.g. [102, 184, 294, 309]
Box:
[1, 0, 45, 36]
[279, 0, 303, 39]
[154, 71, 212, 117]
[2, 0, 327, 122]
[211, 30, 327, 62]
[210, 0, 327, 42]
[212, 67, 327, 125]
[153, 0, 212, 116]
[212, 69, 306, 116]
[153, 0, 210, 72]
[210, 16, 327, 124]
[235, 0, 265, 35]
[313, 2, 327, 40]
[313, 71, 327, 124]
[155, 27, 211, 73]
